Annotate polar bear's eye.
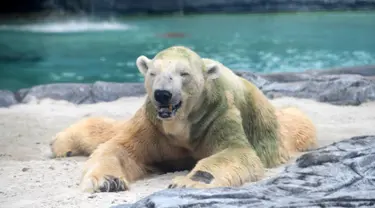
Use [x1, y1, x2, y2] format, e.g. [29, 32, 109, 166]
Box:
[149, 72, 156, 76]
[180, 72, 190, 77]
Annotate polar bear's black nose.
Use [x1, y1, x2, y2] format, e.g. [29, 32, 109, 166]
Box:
[154, 90, 172, 105]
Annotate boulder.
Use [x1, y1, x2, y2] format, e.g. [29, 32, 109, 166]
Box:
[0, 90, 18, 107]
[113, 135, 375, 208]
[4, 72, 375, 106]
[1, 66, 373, 107]
[2, 0, 375, 15]
[234, 71, 271, 89]
[261, 74, 375, 105]
[19, 83, 93, 104]
[234, 71, 375, 106]
[259, 65, 375, 83]
[14, 82, 147, 105]
[91, 81, 145, 102]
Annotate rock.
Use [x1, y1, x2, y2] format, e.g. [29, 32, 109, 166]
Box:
[13, 82, 146, 105]
[3, 65, 375, 107]
[259, 71, 317, 83]
[2, 72, 374, 107]
[20, 83, 93, 104]
[88, 194, 96, 199]
[262, 74, 375, 105]
[2, 0, 375, 15]
[0, 90, 18, 107]
[260, 65, 375, 83]
[91, 81, 145, 102]
[236, 71, 375, 105]
[113, 135, 375, 208]
[234, 71, 271, 89]
[14, 88, 30, 102]
[21, 167, 30, 172]
[314, 65, 375, 77]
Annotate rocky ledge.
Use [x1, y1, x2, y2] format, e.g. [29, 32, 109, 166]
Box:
[113, 135, 375, 208]
[1, 66, 375, 108]
[2, 0, 375, 15]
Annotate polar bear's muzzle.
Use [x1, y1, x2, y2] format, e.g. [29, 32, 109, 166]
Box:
[154, 89, 182, 119]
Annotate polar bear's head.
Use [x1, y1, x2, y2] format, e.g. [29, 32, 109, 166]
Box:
[136, 46, 221, 120]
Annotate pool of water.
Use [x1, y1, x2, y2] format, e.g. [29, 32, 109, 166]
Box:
[0, 11, 374, 91]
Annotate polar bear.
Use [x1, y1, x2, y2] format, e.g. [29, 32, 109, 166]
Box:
[50, 45, 317, 193]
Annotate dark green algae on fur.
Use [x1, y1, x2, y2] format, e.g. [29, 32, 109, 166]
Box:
[189, 76, 283, 168]
[237, 78, 282, 168]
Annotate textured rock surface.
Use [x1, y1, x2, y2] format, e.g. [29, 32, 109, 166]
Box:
[250, 66, 375, 105]
[12, 81, 145, 105]
[235, 67, 375, 105]
[92, 81, 145, 103]
[234, 71, 272, 89]
[113, 135, 375, 208]
[0, 90, 18, 107]
[259, 65, 375, 82]
[262, 74, 375, 105]
[19, 83, 93, 104]
[2, 0, 375, 14]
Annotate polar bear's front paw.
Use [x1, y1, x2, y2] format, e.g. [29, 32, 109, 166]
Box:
[168, 174, 215, 189]
[49, 132, 77, 158]
[81, 174, 129, 193]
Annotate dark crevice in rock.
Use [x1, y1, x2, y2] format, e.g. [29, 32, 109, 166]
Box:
[347, 162, 363, 178]
[296, 152, 341, 168]
[14, 88, 29, 103]
[295, 171, 328, 179]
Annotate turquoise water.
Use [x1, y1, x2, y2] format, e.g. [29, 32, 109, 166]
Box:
[0, 12, 375, 91]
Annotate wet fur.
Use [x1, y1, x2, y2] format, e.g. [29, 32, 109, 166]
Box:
[50, 46, 317, 192]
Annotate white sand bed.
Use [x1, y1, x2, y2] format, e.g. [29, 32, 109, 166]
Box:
[1, 96, 375, 208]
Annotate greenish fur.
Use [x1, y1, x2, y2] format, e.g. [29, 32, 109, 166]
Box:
[238, 79, 282, 167]
[146, 46, 284, 169]
[155, 46, 193, 60]
[145, 98, 159, 124]
[193, 73, 281, 167]
[188, 80, 228, 145]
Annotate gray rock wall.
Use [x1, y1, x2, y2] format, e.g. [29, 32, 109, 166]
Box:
[0, 90, 18, 107]
[1, 0, 375, 15]
[1, 70, 375, 108]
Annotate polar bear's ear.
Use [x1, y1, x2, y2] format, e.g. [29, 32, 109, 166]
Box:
[205, 63, 220, 80]
[136, 55, 151, 76]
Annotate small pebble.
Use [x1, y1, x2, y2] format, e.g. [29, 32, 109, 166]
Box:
[22, 168, 29, 172]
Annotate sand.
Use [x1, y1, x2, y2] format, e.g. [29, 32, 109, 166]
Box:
[1, 96, 375, 208]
